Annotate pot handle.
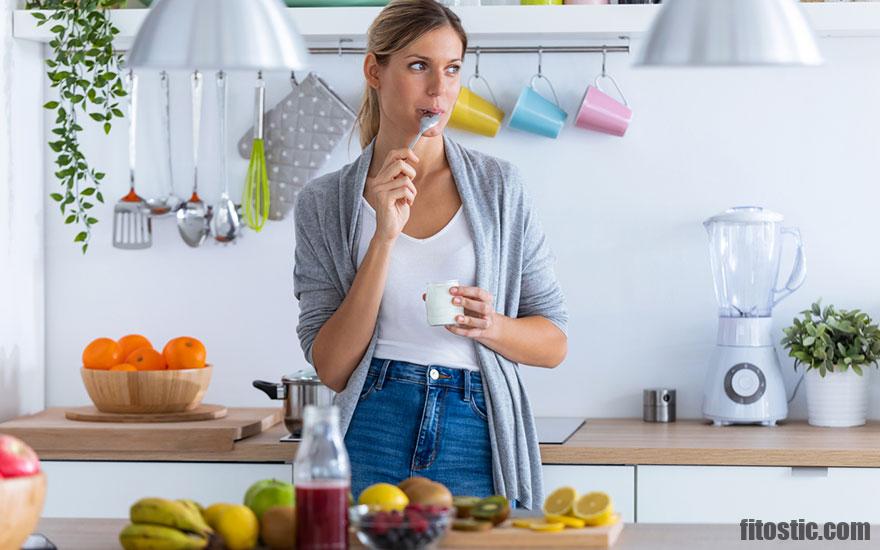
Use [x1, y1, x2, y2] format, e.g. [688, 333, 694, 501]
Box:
[253, 380, 286, 400]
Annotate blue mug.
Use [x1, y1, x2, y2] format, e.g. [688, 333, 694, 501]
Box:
[508, 74, 568, 138]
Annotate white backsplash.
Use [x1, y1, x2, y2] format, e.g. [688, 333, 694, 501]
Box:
[37, 35, 880, 420]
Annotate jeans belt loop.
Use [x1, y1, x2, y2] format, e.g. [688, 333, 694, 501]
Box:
[463, 370, 472, 402]
[376, 359, 391, 390]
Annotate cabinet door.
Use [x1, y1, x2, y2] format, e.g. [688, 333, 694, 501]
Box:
[40, 461, 292, 518]
[638, 465, 880, 523]
[541, 465, 635, 522]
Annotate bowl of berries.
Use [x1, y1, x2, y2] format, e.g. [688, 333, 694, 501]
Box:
[350, 503, 455, 550]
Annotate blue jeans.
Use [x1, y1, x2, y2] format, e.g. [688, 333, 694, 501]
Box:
[344, 357, 495, 501]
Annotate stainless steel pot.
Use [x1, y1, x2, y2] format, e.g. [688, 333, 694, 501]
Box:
[253, 368, 334, 437]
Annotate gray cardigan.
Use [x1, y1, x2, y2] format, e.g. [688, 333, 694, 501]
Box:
[293, 133, 568, 509]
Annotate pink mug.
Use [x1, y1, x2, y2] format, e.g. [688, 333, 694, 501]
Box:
[575, 74, 632, 137]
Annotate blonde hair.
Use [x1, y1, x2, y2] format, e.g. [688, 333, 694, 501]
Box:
[356, 0, 467, 149]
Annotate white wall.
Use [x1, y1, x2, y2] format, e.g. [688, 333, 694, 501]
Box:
[1, 0, 45, 421]
[38, 35, 880, 420]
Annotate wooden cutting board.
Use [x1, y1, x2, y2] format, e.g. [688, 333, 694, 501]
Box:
[0, 407, 282, 453]
[64, 404, 228, 423]
[439, 518, 624, 548]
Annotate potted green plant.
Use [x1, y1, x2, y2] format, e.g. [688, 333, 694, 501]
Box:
[26, 0, 128, 253]
[781, 301, 880, 427]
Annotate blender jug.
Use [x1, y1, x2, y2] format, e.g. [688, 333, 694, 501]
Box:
[704, 207, 806, 317]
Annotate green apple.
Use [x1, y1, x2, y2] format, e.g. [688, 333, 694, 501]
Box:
[245, 479, 295, 522]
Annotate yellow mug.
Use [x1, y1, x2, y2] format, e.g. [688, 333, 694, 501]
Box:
[448, 76, 505, 138]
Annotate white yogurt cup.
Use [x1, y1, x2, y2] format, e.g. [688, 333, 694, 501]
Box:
[425, 279, 464, 326]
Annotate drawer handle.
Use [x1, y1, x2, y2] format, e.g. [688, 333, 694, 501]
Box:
[790, 467, 828, 478]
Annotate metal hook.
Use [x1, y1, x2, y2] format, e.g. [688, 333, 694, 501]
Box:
[601, 46, 608, 77]
[537, 46, 544, 77]
[290, 71, 299, 88]
[475, 47, 481, 79]
[338, 38, 352, 57]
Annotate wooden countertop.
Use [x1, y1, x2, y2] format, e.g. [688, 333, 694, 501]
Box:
[8, 411, 880, 467]
[32, 518, 878, 550]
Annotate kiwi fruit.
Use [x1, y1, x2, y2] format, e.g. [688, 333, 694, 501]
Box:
[261, 505, 296, 550]
[405, 481, 454, 508]
[398, 476, 432, 494]
[452, 518, 494, 532]
[452, 496, 482, 519]
[470, 495, 510, 526]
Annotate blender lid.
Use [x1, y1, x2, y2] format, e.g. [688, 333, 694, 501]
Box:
[282, 367, 323, 385]
[705, 206, 784, 225]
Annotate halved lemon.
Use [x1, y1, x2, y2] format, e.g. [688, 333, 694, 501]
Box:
[542, 486, 578, 516]
[529, 521, 565, 532]
[544, 513, 586, 529]
[593, 512, 621, 527]
[572, 492, 613, 525]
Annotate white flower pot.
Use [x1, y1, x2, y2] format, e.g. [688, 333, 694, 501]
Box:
[804, 366, 871, 427]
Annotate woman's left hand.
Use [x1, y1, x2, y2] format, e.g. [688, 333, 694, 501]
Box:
[423, 285, 501, 342]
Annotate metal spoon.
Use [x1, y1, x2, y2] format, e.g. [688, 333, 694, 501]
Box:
[146, 70, 183, 216]
[176, 70, 210, 247]
[409, 112, 441, 149]
[212, 70, 241, 243]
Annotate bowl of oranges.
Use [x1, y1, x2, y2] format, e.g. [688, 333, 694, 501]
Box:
[81, 334, 211, 414]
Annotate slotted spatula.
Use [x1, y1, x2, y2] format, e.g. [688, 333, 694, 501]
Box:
[113, 69, 152, 250]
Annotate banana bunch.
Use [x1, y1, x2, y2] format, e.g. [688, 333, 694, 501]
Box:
[119, 498, 213, 550]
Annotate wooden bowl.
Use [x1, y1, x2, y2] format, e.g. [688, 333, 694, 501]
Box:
[81, 365, 213, 414]
[0, 472, 47, 549]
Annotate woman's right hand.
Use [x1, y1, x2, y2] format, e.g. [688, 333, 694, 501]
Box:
[365, 148, 419, 243]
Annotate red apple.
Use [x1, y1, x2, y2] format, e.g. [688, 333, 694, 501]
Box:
[0, 435, 41, 478]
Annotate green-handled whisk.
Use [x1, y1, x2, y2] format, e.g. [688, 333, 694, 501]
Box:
[243, 71, 270, 231]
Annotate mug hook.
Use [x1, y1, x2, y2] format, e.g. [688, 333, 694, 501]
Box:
[536, 46, 544, 77]
[338, 37, 352, 57]
[601, 46, 608, 78]
[474, 47, 481, 79]
[290, 71, 299, 88]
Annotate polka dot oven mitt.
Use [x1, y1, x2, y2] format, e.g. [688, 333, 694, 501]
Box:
[239, 72, 356, 220]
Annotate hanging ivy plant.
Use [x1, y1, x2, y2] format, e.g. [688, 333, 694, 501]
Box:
[27, 0, 128, 253]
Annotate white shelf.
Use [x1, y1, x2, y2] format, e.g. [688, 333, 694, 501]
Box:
[12, 3, 880, 47]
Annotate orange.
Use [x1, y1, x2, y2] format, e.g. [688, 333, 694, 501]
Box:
[163, 337, 207, 370]
[118, 334, 153, 358]
[109, 363, 138, 372]
[126, 347, 166, 371]
[82, 337, 123, 370]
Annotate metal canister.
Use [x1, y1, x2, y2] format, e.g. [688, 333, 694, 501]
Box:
[254, 368, 335, 437]
[643, 388, 676, 422]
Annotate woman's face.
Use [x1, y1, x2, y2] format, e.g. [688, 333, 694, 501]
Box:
[366, 25, 464, 141]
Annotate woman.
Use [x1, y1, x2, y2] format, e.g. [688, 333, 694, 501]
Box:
[293, 0, 568, 509]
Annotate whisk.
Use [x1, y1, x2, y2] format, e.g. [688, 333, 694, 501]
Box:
[243, 71, 270, 232]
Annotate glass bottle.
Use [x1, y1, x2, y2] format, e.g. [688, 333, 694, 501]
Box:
[294, 405, 351, 550]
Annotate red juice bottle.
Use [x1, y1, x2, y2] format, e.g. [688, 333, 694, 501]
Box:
[294, 405, 351, 550]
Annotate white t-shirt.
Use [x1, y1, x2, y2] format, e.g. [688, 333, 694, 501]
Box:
[355, 196, 480, 371]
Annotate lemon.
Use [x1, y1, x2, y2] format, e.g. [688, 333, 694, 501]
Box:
[215, 504, 259, 550]
[572, 492, 613, 525]
[357, 483, 409, 512]
[593, 512, 620, 527]
[544, 513, 585, 528]
[512, 518, 536, 529]
[203, 503, 235, 529]
[542, 486, 578, 516]
[529, 521, 565, 532]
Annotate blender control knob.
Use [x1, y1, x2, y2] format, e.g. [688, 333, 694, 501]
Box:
[724, 363, 766, 404]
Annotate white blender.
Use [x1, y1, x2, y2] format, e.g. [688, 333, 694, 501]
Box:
[702, 207, 807, 426]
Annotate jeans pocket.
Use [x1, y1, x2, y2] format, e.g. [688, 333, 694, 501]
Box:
[358, 374, 379, 402]
[469, 391, 489, 421]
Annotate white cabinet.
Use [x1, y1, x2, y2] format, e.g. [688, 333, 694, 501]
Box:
[41, 461, 292, 518]
[541, 465, 635, 522]
[637, 465, 880, 524]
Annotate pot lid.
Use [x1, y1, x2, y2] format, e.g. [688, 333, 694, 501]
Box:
[282, 367, 323, 385]
[704, 206, 784, 225]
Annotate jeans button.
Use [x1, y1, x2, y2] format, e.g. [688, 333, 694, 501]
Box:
[429, 368, 439, 380]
